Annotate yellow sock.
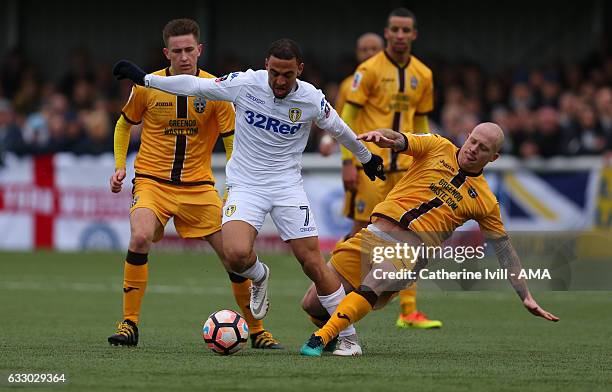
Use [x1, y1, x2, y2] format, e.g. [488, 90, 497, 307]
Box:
[231, 280, 264, 335]
[315, 292, 372, 345]
[123, 261, 148, 324]
[399, 284, 417, 315]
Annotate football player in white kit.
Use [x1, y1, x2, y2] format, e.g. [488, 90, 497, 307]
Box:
[113, 39, 386, 355]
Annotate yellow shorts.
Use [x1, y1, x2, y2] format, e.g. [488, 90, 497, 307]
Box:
[131, 177, 222, 239]
[330, 228, 418, 290]
[343, 170, 407, 222]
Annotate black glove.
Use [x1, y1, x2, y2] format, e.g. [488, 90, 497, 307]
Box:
[112, 60, 146, 86]
[362, 154, 386, 181]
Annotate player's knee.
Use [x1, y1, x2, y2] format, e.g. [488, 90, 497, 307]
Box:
[293, 243, 321, 266]
[223, 244, 253, 272]
[129, 229, 153, 251]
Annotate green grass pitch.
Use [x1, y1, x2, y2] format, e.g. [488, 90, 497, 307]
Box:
[1, 250, 610, 391]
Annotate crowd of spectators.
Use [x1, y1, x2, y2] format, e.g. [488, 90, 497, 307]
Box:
[1, 46, 611, 162]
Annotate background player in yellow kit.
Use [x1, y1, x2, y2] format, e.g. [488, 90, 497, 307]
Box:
[341, 8, 441, 330]
[300, 123, 559, 356]
[318, 32, 383, 156]
[107, 18, 282, 349]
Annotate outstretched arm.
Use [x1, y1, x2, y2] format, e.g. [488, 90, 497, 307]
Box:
[113, 60, 241, 102]
[490, 236, 559, 322]
[358, 129, 408, 151]
[145, 73, 205, 97]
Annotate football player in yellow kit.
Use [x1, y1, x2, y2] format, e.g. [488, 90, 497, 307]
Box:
[300, 123, 559, 356]
[107, 18, 282, 349]
[339, 8, 441, 331]
[318, 32, 383, 156]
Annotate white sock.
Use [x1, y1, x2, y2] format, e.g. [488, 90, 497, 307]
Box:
[236, 257, 266, 283]
[317, 284, 357, 338]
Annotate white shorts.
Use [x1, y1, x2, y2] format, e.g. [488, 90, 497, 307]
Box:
[222, 185, 318, 241]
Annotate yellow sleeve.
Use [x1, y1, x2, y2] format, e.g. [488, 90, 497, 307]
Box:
[346, 65, 375, 106]
[121, 86, 146, 125]
[113, 115, 132, 169]
[221, 131, 234, 162]
[478, 202, 508, 240]
[415, 71, 434, 115]
[401, 133, 443, 157]
[219, 131, 234, 201]
[334, 76, 352, 116]
[413, 114, 430, 133]
[340, 103, 361, 162]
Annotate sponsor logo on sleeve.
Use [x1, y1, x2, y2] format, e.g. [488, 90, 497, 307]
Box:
[216, 72, 240, 83]
[351, 72, 362, 91]
[319, 98, 331, 119]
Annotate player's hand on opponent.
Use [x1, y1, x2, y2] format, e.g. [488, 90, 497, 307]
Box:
[522, 295, 559, 322]
[113, 60, 146, 86]
[362, 154, 386, 181]
[110, 168, 126, 193]
[358, 128, 406, 151]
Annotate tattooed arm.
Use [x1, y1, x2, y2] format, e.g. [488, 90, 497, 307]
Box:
[491, 236, 559, 322]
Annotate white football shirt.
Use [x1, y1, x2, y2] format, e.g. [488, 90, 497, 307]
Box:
[145, 69, 372, 188]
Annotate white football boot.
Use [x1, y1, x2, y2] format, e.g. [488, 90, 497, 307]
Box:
[332, 334, 363, 356]
[249, 263, 270, 320]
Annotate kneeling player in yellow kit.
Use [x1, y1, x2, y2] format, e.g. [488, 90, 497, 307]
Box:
[300, 123, 559, 356]
[107, 19, 281, 349]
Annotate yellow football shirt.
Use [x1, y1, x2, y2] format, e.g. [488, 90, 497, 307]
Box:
[122, 68, 235, 185]
[372, 133, 507, 245]
[347, 51, 433, 171]
[334, 75, 353, 116]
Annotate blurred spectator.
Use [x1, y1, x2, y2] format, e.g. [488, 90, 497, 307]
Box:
[73, 98, 113, 155]
[595, 87, 612, 135]
[1, 48, 28, 100]
[566, 104, 606, 155]
[72, 78, 95, 111]
[509, 82, 534, 111]
[12, 66, 41, 117]
[60, 47, 95, 100]
[19, 93, 85, 154]
[529, 107, 563, 158]
[0, 98, 26, 159]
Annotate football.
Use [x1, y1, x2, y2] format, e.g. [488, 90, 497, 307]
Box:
[202, 310, 249, 355]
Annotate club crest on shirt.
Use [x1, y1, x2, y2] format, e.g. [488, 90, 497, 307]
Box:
[468, 187, 478, 198]
[289, 108, 302, 123]
[410, 76, 418, 90]
[356, 200, 366, 213]
[194, 97, 206, 113]
[225, 204, 237, 217]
